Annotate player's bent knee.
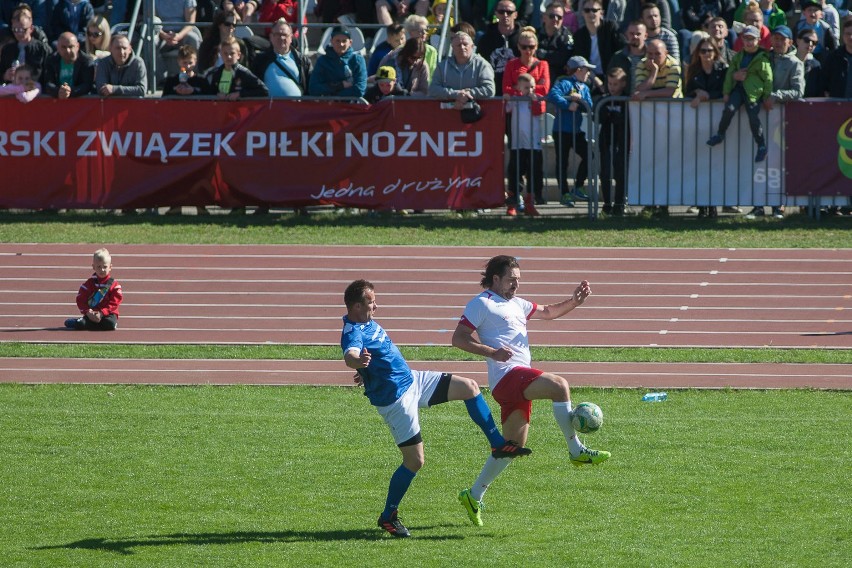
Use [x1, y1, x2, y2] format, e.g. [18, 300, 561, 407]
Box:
[445, 375, 479, 401]
[460, 376, 480, 396]
[529, 372, 570, 400]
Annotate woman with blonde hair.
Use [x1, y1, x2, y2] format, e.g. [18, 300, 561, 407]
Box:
[502, 26, 551, 214]
[502, 27, 550, 105]
[84, 15, 111, 59]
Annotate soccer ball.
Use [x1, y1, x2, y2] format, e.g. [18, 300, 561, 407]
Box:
[571, 402, 603, 433]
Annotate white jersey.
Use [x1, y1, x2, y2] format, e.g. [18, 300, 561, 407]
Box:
[459, 290, 538, 389]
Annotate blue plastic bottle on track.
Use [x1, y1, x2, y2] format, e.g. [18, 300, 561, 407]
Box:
[641, 392, 668, 402]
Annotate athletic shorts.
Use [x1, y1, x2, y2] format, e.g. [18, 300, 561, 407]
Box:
[376, 370, 446, 446]
[491, 367, 544, 424]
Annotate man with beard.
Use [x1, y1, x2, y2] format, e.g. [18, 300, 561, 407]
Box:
[453, 255, 611, 527]
[607, 19, 647, 92]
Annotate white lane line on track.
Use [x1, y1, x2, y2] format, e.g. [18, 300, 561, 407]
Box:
[0, 368, 846, 380]
[10, 316, 851, 325]
[3, 322, 849, 331]
[4, 248, 850, 261]
[6, 267, 852, 277]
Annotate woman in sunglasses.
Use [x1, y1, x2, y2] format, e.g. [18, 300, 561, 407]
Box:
[503, 26, 551, 214]
[84, 16, 111, 59]
[685, 36, 728, 218]
[197, 9, 250, 74]
[685, 36, 726, 108]
[795, 29, 821, 98]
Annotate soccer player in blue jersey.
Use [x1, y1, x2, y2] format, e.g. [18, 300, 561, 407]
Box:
[342, 279, 531, 538]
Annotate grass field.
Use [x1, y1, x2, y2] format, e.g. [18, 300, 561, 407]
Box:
[1, 212, 849, 566]
[1, 209, 850, 248]
[1, 385, 849, 567]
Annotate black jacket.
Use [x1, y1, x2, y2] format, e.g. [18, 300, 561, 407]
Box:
[573, 21, 623, 78]
[821, 48, 852, 98]
[161, 74, 216, 96]
[802, 56, 822, 98]
[363, 83, 407, 103]
[0, 38, 52, 80]
[476, 22, 523, 95]
[680, 0, 736, 32]
[207, 63, 270, 98]
[685, 60, 728, 100]
[41, 51, 95, 97]
[537, 25, 574, 78]
[250, 47, 312, 95]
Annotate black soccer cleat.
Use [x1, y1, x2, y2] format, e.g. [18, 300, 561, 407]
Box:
[491, 440, 533, 459]
[377, 511, 410, 538]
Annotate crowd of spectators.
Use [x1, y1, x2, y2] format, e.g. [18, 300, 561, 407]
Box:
[2, 0, 846, 105]
[1, 0, 850, 216]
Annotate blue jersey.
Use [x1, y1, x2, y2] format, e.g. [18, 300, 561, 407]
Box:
[341, 316, 413, 407]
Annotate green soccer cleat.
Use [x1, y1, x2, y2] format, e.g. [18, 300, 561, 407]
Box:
[570, 447, 611, 466]
[458, 489, 484, 527]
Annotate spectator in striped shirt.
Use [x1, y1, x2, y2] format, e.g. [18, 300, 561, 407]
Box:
[631, 38, 682, 99]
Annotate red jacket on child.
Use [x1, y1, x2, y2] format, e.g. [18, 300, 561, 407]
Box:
[502, 57, 551, 115]
[76, 273, 123, 317]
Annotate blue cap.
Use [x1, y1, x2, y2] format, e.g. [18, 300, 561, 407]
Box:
[741, 25, 760, 38]
[330, 26, 351, 38]
[772, 25, 792, 39]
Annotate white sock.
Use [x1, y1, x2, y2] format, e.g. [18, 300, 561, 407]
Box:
[553, 401, 584, 455]
[470, 456, 513, 502]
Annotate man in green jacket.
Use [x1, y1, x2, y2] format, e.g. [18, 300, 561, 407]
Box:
[706, 25, 773, 163]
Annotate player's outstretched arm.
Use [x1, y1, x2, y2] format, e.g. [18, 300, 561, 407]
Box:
[534, 280, 592, 320]
[344, 347, 371, 369]
[452, 324, 513, 362]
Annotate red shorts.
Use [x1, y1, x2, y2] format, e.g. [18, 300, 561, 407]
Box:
[491, 367, 543, 424]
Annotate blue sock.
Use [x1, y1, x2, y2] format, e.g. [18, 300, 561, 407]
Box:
[465, 393, 505, 448]
[382, 464, 417, 519]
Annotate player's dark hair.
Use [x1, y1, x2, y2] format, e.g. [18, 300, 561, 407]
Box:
[480, 255, 519, 288]
[344, 279, 374, 308]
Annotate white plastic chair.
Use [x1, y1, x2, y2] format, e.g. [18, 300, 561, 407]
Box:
[315, 27, 333, 55]
[111, 23, 145, 54]
[368, 26, 387, 59]
[235, 25, 254, 39]
[541, 113, 555, 145]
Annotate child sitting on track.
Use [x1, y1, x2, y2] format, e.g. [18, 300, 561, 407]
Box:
[64, 248, 123, 331]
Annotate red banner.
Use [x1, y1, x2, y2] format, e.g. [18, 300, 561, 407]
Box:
[784, 100, 852, 197]
[0, 98, 505, 210]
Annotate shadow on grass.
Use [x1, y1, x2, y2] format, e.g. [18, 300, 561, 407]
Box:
[32, 526, 465, 555]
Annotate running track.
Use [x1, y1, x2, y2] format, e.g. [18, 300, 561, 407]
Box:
[0, 244, 849, 388]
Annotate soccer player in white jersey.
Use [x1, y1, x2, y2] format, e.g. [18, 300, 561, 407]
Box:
[452, 255, 611, 526]
[341, 279, 531, 538]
